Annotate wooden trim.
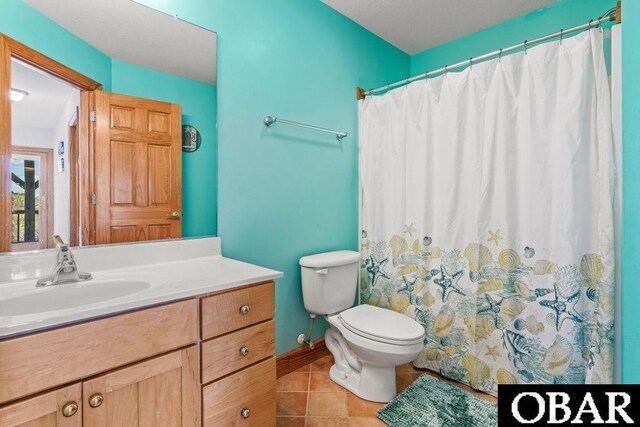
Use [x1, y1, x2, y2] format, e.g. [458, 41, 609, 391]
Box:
[616, 1, 621, 24]
[276, 338, 330, 378]
[0, 33, 101, 252]
[69, 113, 79, 246]
[1, 34, 101, 91]
[356, 86, 366, 101]
[10, 146, 54, 251]
[0, 38, 10, 253]
[79, 91, 95, 246]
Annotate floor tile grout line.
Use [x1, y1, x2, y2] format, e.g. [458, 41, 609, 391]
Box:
[304, 367, 312, 427]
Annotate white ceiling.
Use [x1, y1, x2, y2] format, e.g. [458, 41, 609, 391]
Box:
[11, 59, 78, 131]
[321, 0, 558, 54]
[22, 0, 217, 84]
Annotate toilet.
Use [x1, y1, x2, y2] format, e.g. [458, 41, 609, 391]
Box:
[300, 250, 425, 403]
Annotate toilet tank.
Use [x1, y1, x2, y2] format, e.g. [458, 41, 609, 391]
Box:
[299, 250, 361, 315]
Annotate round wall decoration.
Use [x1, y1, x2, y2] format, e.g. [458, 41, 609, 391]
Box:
[182, 125, 201, 152]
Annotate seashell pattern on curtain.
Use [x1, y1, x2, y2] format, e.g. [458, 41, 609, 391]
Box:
[358, 30, 615, 395]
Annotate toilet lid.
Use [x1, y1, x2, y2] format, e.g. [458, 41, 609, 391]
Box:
[338, 305, 424, 345]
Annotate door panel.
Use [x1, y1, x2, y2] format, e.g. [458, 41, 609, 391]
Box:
[93, 91, 181, 245]
[82, 346, 199, 427]
[110, 226, 136, 244]
[0, 383, 82, 427]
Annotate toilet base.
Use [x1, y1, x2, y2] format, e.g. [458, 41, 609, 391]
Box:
[325, 326, 398, 403]
[329, 363, 397, 403]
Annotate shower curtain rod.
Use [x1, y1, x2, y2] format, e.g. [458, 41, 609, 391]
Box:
[356, 8, 619, 100]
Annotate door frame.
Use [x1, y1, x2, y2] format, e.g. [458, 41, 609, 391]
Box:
[68, 109, 79, 247]
[10, 145, 54, 251]
[0, 33, 101, 252]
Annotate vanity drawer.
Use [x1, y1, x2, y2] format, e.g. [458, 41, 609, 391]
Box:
[202, 320, 275, 384]
[201, 281, 274, 339]
[0, 299, 197, 405]
[202, 357, 276, 427]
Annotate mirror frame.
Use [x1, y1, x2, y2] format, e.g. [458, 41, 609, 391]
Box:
[0, 33, 102, 252]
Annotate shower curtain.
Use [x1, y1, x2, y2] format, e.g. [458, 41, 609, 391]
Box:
[358, 29, 615, 395]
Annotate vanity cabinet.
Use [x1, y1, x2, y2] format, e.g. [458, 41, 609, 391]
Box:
[0, 383, 82, 427]
[200, 282, 276, 427]
[0, 281, 276, 427]
[82, 346, 199, 426]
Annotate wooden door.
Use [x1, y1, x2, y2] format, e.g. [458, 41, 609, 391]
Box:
[0, 383, 82, 427]
[93, 90, 182, 244]
[82, 346, 199, 427]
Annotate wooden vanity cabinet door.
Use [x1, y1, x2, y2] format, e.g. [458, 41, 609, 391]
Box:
[201, 281, 275, 339]
[0, 383, 82, 427]
[82, 346, 199, 427]
[202, 357, 276, 427]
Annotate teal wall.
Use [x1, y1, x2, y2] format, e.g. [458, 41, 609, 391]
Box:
[1, 0, 112, 89]
[621, 0, 640, 383]
[2, 0, 217, 237]
[136, 0, 410, 354]
[111, 60, 217, 238]
[410, 0, 616, 76]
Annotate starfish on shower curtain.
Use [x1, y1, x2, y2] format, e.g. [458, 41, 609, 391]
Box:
[488, 229, 503, 246]
[364, 254, 391, 287]
[538, 282, 583, 331]
[433, 265, 465, 302]
[485, 345, 502, 362]
[477, 294, 504, 327]
[403, 223, 416, 237]
[398, 275, 417, 297]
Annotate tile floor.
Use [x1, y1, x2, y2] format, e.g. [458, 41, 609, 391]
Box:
[276, 355, 496, 426]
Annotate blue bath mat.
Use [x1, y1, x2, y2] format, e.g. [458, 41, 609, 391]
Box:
[377, 374, 497, 427]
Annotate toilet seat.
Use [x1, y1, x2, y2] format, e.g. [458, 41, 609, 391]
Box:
[338, 305, 424, 346]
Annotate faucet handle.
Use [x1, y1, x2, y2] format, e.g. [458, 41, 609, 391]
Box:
[52, 235, 65, 248]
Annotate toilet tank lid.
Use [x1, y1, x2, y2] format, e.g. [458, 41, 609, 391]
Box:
[299, 250, 361, 268]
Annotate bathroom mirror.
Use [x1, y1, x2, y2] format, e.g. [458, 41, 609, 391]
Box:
[0, 0, 217, 253]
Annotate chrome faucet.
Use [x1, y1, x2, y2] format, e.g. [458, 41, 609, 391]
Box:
[36, 244, 92, 287]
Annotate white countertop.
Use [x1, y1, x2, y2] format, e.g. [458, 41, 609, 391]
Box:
[0, 238, 283, 339]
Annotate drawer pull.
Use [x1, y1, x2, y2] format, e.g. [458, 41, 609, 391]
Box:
[241, 408, 251, 419]
[239, 305, 250, 314]
[239, 345, 250, 356]
[89, 393, 104, 408]
[62, 401, 78, 417]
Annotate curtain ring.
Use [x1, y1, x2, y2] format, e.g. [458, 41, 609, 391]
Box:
[524, 40, 528, 55]
[444, 65, 448, 75]
[588, 19, 593, 29]
[498, 48, 502, 62]
[560, 29, 563, 44]
[386, 83, 390, 92]
[424, 70, 429, 84]
[469, 57, 473, 69]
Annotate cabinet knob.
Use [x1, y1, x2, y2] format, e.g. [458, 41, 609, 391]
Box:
[239, 305, 250, 314]
[62, 401, 78, 417]
[89, 393, 104, 408]
[239, 346, 250, 356]
[241, 408, 251, 419]
[170, 211, 182, 220]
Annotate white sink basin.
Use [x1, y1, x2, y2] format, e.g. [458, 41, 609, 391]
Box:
[0, 279, 151, 316]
